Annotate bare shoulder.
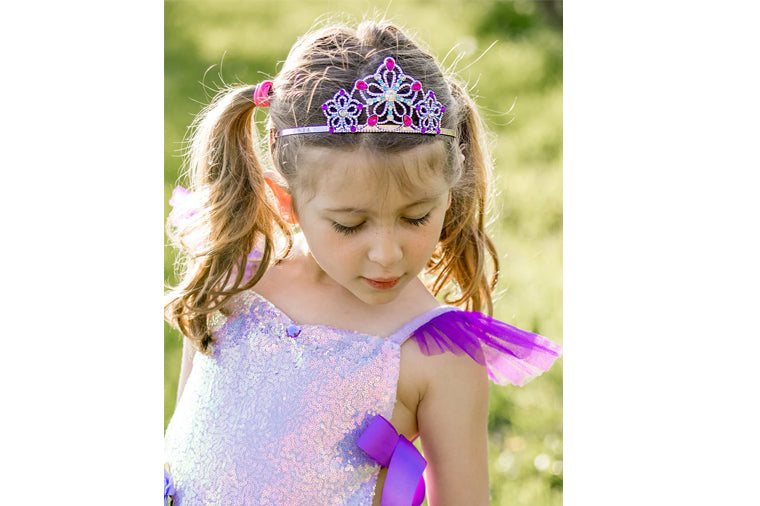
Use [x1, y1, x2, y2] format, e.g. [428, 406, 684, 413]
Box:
[397, 337, 487, 411]
[413, 332, 491, 505]
[420, 344, 489, 401]
[388, 282, 451, 436]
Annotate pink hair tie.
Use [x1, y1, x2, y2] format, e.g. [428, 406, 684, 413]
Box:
[253, 81, 273, 108]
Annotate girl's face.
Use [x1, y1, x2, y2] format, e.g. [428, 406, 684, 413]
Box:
[292, 144, 451, 306]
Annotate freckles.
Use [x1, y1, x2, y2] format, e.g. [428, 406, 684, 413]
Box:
[328, 239, 364, 266]
[406, 228, 439, 256]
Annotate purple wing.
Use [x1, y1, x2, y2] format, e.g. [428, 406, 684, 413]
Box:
[410, 310, 562, 386]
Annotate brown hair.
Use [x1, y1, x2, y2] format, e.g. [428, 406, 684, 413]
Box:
[166, 20, 499, 353]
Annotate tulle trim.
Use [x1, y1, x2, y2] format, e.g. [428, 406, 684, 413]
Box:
[410, 310, 562, 386]
[168, 185, 263, 283]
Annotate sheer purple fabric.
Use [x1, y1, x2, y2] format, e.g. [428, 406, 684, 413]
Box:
[411, 310, 562, 386]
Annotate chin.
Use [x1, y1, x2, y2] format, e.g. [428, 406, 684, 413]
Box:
[360, 271, 427, 306]
[366, 293, 401, 306]
[351, 283, 405, 306]
[348, 289, 396, 306]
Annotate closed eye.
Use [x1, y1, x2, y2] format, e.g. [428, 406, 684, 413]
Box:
[332, 212, 431, 235]
[404, 212, 431, 227]
[332, 221, 365, 236]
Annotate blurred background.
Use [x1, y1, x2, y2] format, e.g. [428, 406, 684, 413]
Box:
[164, 1, 562, 504]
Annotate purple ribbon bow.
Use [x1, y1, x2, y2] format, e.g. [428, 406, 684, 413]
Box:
[357, 415, 427, 506]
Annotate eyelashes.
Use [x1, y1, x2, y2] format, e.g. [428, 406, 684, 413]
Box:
[331, 212, 432, 236]
[406, 213, 431, 227]
[332, 222, 363, 236]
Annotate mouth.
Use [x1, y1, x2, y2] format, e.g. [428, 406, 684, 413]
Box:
[363, 276, 402, 290]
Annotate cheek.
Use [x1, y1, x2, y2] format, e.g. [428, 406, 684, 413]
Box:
[328, 240, 363, 265]
[430, 207, 449, 239]
[309, 231, 363, 269]
[409, 214, 446, 259]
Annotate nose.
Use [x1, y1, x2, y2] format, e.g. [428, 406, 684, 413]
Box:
[367, 227, 403, 268]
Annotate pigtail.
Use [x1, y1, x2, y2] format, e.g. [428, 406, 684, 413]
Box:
[165, 85, 293, 353]
[428, 79, 499, 314]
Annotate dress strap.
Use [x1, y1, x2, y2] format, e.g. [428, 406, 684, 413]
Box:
[387, 306, 460, 346]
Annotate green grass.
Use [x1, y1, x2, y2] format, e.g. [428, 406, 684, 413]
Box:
[165, 1, 562, 504]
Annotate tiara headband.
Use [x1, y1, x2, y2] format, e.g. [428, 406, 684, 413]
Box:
[271, 57, 456, 138]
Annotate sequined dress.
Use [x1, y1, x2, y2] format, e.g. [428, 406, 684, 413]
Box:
[164, 289, 561, 505]
[165, 290, 452, 505]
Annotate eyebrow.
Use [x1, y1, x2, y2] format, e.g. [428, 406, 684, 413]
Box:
[324, 196, 441, 214]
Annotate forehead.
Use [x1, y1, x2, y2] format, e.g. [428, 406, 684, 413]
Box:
[295, 143, 450, 206]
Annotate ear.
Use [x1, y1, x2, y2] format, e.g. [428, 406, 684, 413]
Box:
[263, 171, 298, 225]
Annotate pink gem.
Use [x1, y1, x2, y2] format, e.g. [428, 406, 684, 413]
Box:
[385, 58, 395, 70]
[421, 127, 426, 133]
[351, 126, 357, 132]
[403, 115, 412, 127]
[339, 89, 345, 95]
[357, 104, 363, 110]
[329, 127, 335, 133]
[412, 82, 421, 91]
[356, 80, 367, 90]
[368, 115, 378, 126]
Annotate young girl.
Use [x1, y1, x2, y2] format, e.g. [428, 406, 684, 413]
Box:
[164, 20, 561, 506]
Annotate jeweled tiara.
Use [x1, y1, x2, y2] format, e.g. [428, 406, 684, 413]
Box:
[276, 57, 456, 138]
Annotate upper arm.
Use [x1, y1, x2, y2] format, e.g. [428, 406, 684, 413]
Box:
[417, 351, 491, 506]
[176, 337, 197, 403]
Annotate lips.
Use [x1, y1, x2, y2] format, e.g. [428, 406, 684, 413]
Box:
[363, 276, 401, 290]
